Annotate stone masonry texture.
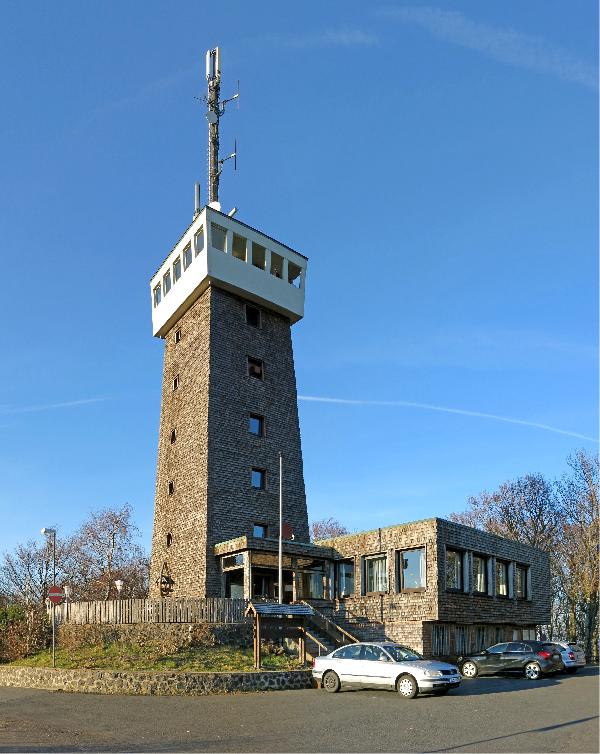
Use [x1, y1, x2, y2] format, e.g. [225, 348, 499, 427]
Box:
[0, 666, 314, 696]
[150, 285, 309, 597]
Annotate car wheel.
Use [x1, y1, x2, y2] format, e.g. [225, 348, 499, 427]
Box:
[565, 668, 578, 675]
[396, 674, 418, 699]
[322, 670, 341, 693]
[460, 661, 478, 678]
[524, 662, 541, 680]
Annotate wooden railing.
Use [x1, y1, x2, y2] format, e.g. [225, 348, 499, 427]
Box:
[53, 597, 249, 625]
[300, 600, 360, 646]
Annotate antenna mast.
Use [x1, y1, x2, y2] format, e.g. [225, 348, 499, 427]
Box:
[205, 47, 238, 209]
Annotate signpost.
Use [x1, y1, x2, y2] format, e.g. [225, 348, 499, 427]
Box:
[47, 584, 64, 669]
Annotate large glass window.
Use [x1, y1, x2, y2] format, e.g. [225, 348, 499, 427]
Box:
[270, 252, 283, 278]
[183, 244, 193, 270]
[300, 560, 324, 599]
[173, 256, 182, 283]
[336, 560, 354, 598]
[163, 270, 171, 295]
[194, 226, 204, 256]
[398, 548, 426, 591]
[153, 284, 161, 307]
[446, 549, 462, 590]
[364, 554, 387, 593]
[252, 242, 266, 269]
[516, 564, 528, 598]
[496, 560, 509, 597]
[232, 233, 246, 261]
[473, 555, 488, 593]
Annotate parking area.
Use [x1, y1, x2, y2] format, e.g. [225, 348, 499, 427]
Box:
[0, 667, 597, 753]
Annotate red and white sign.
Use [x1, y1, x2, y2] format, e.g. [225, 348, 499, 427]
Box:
[47, 585, 65, 605]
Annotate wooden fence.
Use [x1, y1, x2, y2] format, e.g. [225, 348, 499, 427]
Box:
[53, 598, 249, 625]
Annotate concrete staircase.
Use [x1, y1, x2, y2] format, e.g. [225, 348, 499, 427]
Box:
[300, 601, 360, 661]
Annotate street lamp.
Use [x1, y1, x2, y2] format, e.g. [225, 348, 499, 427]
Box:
[41, 527, 57, 669]
[114, 579, 124, 599]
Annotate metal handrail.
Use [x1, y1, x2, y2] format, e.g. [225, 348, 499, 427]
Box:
[305, 630, 330, 656]
[300, 600, 360, 644]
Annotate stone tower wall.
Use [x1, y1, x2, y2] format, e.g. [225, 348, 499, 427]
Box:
[150, 285, 309, 597]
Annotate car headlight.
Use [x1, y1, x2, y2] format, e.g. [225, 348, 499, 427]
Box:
[423, 670, 443, 677]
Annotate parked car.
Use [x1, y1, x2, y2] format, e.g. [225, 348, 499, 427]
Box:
[312, 642, 461, 699]
[549, 641, 586, 674]
[459, 641, 563, 680]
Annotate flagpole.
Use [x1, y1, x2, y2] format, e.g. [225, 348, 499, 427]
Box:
[278, 451, 283, 604]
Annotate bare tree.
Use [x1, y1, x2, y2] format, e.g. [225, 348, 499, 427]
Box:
[311, 518, 349, 541]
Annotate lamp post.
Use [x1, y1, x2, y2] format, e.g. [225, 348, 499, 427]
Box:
[41, 527, 57, 669]
[278, 452, 283, 604]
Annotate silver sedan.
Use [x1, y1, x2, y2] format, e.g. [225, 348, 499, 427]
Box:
[312, 642, 461, 699]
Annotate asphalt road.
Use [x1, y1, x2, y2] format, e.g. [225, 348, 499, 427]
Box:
[0, 667, 597, 753]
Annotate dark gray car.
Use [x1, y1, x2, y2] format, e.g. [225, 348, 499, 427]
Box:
[459, 641, 563, 680]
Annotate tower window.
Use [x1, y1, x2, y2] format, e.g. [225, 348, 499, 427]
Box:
[163, 270, 171, 295]
[172, 374, 179, 390]
[173, 256, 182, 283]
[166, 533, 173, 547]
[253, 523, 268, 538]
[195, 226, 204, 256]
[246, 305, 261, 328]
[211, 223, 227, 252]
[288, 261, 302, 287]
[247, 357, 264, 380]
[153, 284, 161, 307]
[168, 481, 175, 495]
[170, 429, 177, 444]
[251, 242, 266, 270]
[183, 244, 193, 270]
[270, 252, 283, 279]
[251, 468, 266, 489]
[175, 329, 182, 344]
[248, 414, 264, 437]
[232, 233, 247, 261]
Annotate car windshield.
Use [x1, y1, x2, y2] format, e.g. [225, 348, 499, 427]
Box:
[383, 645, 422, 662]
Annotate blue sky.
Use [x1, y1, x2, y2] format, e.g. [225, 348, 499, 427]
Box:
[0, 1, 597, 555]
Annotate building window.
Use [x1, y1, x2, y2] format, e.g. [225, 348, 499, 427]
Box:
[300, 560, 324, 599]
[195, 226, 204, 256]
[247, 357, 264, 380]
[172, 374, 179, 390]
[248, 414, 264, 437]
[167, 481, 174, 495]
[153, 284, 161, 307]
[173, 256, 182, 283]
[496, 560, 509, 597]
[446, 549, 463, 591]
[288, 261, 302, 287]
[398, 547, 426, 591]
[253, 523, 268, 538]
[251, 242, 266, 269]
[431, 625, 450, 657]
[270, 252, 283, 278]
[516, 564, 528, 599]
[251, 468, 266, 489]
[232, 233, 247, 261]
[211, 223, 227, 252]
[336, 559, 354, 598]
[222, 553, 244, 569]
[175, 329, 182, 344]
[364, 554, 388, 594]
[183, 244, 193, 270]
[246, 304, 261, 328]
[170, 429, 176, 444]
[166, 533, 172, 547]
[473, 555, 488, 594]
[163, 270, 171, 295]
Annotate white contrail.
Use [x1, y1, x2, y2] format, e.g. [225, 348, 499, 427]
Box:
[298, 395, 597, 443]
[0, 397, 108, 416]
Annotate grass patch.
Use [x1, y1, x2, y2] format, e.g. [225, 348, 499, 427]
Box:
[10, 643, 304, 672]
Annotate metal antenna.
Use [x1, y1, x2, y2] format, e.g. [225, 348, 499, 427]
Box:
[205, 47, 238, 208]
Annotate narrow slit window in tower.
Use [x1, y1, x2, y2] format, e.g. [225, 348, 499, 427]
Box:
[173, 256, 182, 283]
[251, 242, 266, 269]
[270, 252, 283, 278]
[168, 481, 175, 495]
[248, 414, 264, 436]
[211, 224, 227, 252]
[232, 234, 247, 261]
[183, 244, 193, 270]
[194, 226, 204, 256]
[170, 429, 177, 444]
[245, 304, 261, 328]
[253, 523, 268, 538]
[247, 357, 264, 380]
[172, 374, 179, 390]
[175, 329, 182, 344]
[166, 533, 173, 547]
[251, 468, 266, 489]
